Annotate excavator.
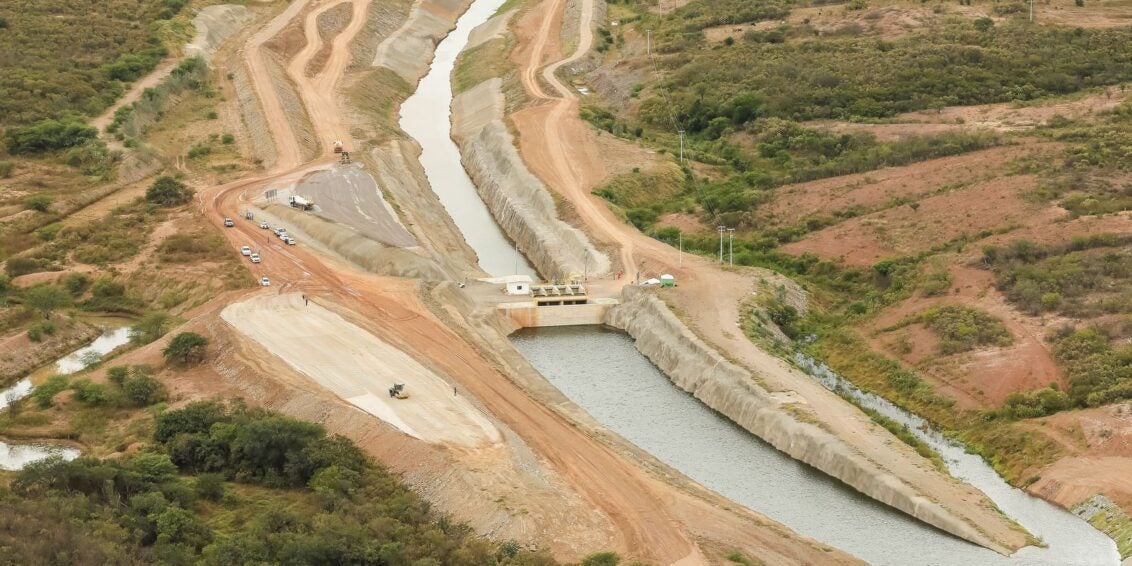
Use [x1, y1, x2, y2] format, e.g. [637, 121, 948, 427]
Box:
[388, 383, 409, 399]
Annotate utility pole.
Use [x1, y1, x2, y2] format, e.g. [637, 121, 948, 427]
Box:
[647, 29, 651, 56]
[717, 226, 726, 264]
[1029, 0, 1033, 22]
[678, 231, 683, 268]
[727, 228, 735, 267]
[678, 129, 686, 164]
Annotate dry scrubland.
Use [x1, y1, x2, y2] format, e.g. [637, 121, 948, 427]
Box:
[576, 0, 1132, 555]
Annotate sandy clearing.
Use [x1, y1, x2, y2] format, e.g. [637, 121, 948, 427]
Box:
[221, 292, 501, 447]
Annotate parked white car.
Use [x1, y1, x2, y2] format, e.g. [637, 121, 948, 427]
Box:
[260, 277, 270, 287]
[240, 246, 252, 256]
[250, 253, 261, 264]
[260, 221, 270, 229]
[284, 236, 296, 245]
[223, 218, 234, 227]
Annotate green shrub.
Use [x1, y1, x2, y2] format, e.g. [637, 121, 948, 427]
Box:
[163, 332, 208, 366]
[32, 375, 69, 408]
[919, 305, 1013, 354]
[23, 195, 52, 213]
[107, 365, 129, 386]
[23, 284, 71, 318]
[5, 257, 44, 277]
[130, 312, 171, 345]
[27, 321, 56, 342]
[145, 176, 194, 207]
[186, 144, 211, 159]
[71, 378, 109, 405]
[4, 118, 98, 154]
[121, 373, 166, 407]
[61, 273, 91, 296]
[220, 133, 234, 144]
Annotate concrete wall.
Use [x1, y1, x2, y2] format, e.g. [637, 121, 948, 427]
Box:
[502, 302, 612, 328]
[451, 79, 611, 281]
[604, 286, 1011, 555]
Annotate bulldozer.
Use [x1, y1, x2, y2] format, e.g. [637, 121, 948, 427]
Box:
[388, 383, 409, 399]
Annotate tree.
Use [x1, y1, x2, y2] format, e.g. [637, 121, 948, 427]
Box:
[146, 176, 194, 207]
[24, 284, 70, 318]
[122, 373, 166, 407]
[163, 332, 208, 366]
[974, 17, 995, 33]
[131, 312, 172, 345]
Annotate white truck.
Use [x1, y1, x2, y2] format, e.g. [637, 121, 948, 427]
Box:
[289, 195, 313, 210]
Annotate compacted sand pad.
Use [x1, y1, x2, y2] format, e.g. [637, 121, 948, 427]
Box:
[222, 293, 500, 447]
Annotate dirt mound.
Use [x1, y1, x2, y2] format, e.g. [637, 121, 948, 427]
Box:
[186, 4, 255, 60]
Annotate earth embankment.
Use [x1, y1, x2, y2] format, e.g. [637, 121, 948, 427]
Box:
[452, 78, 610, 280]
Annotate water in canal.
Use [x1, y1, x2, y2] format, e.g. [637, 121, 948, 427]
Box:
[512, 326, 1119, 565]
[398, 0, 537, 278]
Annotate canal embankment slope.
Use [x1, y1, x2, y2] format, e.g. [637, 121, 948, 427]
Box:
[605, 286, 1022, 554]
[452, 78, 611, 280]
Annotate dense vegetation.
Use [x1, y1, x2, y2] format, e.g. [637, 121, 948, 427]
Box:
[917, 305, 1013, 355]
[0, 0, 185, 125]
[983, 234, 1132, 317]
[642, 15, 1132, 125]
[0, 401, 559, 565]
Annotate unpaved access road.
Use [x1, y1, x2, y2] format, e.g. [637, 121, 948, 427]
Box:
[222, 292, 500, 447]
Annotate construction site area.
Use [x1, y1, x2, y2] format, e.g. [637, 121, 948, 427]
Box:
[2, 0, 1130, 564]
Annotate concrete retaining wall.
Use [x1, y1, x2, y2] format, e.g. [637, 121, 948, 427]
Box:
[452, 79, 611, 281]
[604, 286, 1009, 554]
[502, 302, 612, 328]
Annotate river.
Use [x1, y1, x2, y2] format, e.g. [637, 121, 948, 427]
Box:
[398, 0, 1120, 563]
[398, 0, 537, 278]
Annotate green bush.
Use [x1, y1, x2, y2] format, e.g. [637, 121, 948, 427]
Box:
[121, 373, 166, 407]
[130, 312, 172, 345]
[220, 133, 234, 145]
[71, 378, 109, 405]
[5, 257, 44, 277]
[107, 365, 129, 386]
[919, 305, 1013, 354]
[163, 332, 208, 366]
[23, 195, 52, 213]
[61, 273, 91, 296]
[4, 118, 98, 154]
[26, 321, 56, 342]
[145, 176, 194, 207]
[23, 284, 71, 318]
[32, 375, 69, 408]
